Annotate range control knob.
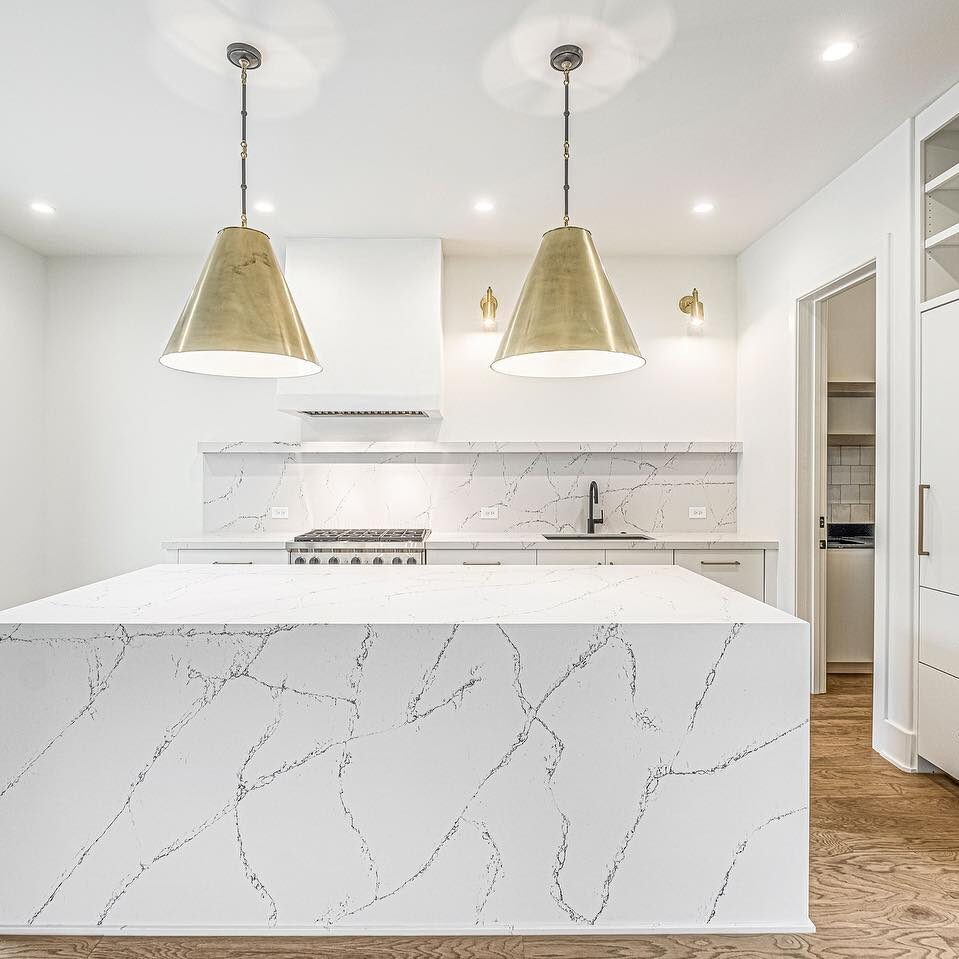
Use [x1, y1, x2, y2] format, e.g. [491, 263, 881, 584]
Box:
[392, 557, 403, 564]
[328, 557, 340, 565]
[406, 557, 418, 564]
[372, 557, 384, 565]
[350, 557, 361, 564]
[294, 556, 306, 565]
[309, 556, 320, 565]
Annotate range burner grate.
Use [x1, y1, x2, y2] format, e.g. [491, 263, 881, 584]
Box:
[292, 528, 429, 544]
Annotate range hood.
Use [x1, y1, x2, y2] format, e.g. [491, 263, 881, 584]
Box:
[277, 238, 443, 418]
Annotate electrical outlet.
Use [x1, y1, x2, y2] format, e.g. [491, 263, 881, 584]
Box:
[688, 506, 707, 520]
[481, 507, 499, 520]
[271, 506, 290, 519]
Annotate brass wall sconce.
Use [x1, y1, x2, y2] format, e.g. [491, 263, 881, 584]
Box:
[480, 286, 498, 332]
[679, 288, 705, 328]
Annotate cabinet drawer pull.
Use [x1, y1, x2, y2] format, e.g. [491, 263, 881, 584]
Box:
[919, 483, 930, 557]
[700, 560, 741, 567]
[463, 560, 502, 565]
[213, 561, 254, 565]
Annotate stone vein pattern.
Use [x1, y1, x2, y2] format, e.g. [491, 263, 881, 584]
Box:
[202, 450, 737, 536]
[0, 616, 809, 933]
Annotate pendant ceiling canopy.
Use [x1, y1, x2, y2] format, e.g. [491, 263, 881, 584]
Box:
[492, 45, 644, 378]
[160, 43, 320, 379]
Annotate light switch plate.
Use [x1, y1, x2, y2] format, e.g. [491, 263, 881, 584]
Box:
[481, 507, 499, 520]
[271, 507, 290, 519]
[688, 506, 707, 520]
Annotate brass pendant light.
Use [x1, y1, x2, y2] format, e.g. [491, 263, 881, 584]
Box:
[492, 45, 644, 378]
[160, 43, 320, 378]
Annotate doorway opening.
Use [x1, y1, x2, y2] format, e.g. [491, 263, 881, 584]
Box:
[796, 262, 878, 697]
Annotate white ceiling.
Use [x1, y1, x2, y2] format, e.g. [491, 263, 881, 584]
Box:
[3, 0, 959, 257]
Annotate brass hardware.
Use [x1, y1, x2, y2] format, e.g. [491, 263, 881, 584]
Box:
[480, 286, 498, 332]
[679, 288, 705, 327]
[919, 483, 930, 556]
[492, 226, 644, 377]
[492, 44, 642, 377]
[161, 43, 319, 378]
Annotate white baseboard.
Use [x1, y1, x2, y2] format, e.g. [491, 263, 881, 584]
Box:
[875, 716, 917, 771]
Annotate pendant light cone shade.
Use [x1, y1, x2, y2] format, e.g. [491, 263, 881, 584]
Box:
[160, 227, 320, 377]
[491, 226, 645, 377]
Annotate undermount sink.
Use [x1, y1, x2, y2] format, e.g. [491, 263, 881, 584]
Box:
[543, 533, 655, 540]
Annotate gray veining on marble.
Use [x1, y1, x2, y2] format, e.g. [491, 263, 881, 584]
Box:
[0, 612, 809, 934]
[201, 450, 738, 537]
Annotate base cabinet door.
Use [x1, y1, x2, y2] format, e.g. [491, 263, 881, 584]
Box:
[426, 549, 536, 565]
[176, 548, 289, 565]
[675, 549, 765, 600]
[919, 663, 959, 780]
[605, 550, 674, 565]
[536, 550, 605, 565]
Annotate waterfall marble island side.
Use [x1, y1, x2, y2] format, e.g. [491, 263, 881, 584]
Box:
[0, 564, 811, 935]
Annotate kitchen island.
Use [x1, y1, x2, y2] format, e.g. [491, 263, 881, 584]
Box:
[0, 564, 810, 936]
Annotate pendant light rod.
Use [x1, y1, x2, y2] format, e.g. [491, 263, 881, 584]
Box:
[550, 44, 582, 228]
[240, 61, 248, 226]
[563, 65, 569, 226]
[226, 42, 262, 228]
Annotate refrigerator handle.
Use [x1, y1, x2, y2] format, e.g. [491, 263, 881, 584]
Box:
[918, 483, 930, 557]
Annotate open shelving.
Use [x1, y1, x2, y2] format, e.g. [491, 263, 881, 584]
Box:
[923, 118, 959, 307]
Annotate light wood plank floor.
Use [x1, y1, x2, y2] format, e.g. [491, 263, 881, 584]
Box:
[4, 675, 959, 958]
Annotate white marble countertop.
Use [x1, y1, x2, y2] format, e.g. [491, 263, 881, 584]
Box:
[0, 563, 798, 627]
[161, 531, 779, 551]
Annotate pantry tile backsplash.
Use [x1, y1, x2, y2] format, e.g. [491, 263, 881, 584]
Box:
[827, 444, 875, 524]
[202, 450, 738, 535]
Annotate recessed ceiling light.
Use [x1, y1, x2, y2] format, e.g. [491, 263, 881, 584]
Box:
[30, 200, 56, 215]
[254, 200, 275, 214]
[473, 199, 495, 214]
[821, 41, 855, 62]
[692, 201, 714, 214]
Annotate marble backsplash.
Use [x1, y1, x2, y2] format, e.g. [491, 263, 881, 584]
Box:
[203, 450, 737, 536]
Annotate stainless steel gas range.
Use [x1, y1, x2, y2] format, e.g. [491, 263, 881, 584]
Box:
[286, 528, 429, 565]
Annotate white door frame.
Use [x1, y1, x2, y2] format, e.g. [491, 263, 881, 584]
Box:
[796, 260, 877, 694]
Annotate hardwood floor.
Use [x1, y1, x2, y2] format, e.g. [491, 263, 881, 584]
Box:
[4, 674, 958, 958]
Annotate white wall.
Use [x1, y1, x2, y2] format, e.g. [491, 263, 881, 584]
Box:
[736, 121, 915, 769]
[440, 255, 738, 440]
[0, 235, 46, 608]
[42, 256, 300, 594]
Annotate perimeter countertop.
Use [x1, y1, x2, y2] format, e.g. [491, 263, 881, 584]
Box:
[161, 531, 779, 551]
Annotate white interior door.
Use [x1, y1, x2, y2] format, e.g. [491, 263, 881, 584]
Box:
[920, 299, 959, 594]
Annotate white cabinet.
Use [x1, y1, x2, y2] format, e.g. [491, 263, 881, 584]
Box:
[537, 550, 605, 565]
[919, 299, 959, 594]
[173, 548, 289, 565]
[674, 549, 765, 601]
[918, 298, 959, 778]
[919, 664, 959, 780]
[605, 550, 674, 565]
[919, 587, 959, 679]
[426, 549, 536, 566]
